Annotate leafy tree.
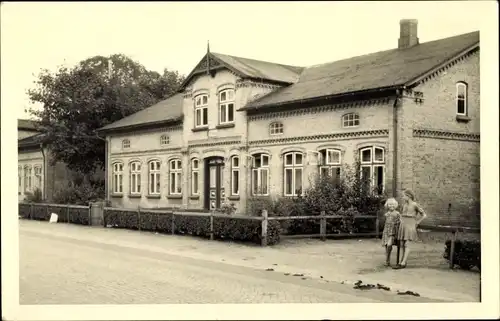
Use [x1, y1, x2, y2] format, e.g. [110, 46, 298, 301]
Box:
[27, 54, 184, 175]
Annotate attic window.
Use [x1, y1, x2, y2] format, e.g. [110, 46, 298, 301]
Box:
[122, 139, 130, 149]
[194, 94, 209, 127]
[269, 122, 284, 135]
[456, 82, 468, 116]
[342, 113, 360, 128]
[160, 134, 170, 146]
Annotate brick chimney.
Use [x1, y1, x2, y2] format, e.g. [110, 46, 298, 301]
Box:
[398, 19, 419, 49]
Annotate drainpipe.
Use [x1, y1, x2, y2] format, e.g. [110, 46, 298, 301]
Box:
[40, 143, 47, 200]
[392, 89, 403, 197]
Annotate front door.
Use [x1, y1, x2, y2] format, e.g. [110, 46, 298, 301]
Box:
[204, 157, 225, 211]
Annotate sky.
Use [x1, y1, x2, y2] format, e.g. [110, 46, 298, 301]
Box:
[0, 1, 492, 119]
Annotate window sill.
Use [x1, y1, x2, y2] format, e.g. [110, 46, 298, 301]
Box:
[167, 195, 183, 199]
[111, 194, 124, 198]
[456, 115, 471, 122]
[228, 195, 240, 201]
[189, 195, 200, 200]
[146, 195, 161, 199]
[216, 123, 235, 129]
[128, 194, 142, 199]
[192, 127, 209, 132]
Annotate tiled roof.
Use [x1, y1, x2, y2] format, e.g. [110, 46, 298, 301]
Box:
[18, 119, 41, 131]
[211, 52, 304, 84]
[243, 31, 479, 110]
[98, 93, 184, 132]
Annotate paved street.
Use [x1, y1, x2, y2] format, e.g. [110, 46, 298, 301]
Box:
[19, 220, 479, 304]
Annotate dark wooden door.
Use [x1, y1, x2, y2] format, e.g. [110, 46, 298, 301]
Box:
[204, 157, 225, 211]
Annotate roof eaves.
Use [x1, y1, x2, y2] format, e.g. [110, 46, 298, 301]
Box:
[239, 85, 403, 112]
[404, 42, 480, 87]
[97, 116, 183, 135]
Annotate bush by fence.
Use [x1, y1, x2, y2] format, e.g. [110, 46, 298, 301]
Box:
[444, 239, 481, 270]
[19, 202, 90, 225]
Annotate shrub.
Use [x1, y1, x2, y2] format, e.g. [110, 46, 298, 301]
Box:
[53, 178, 104, 206]
[24, 188, 44, 203]
[247, 196, 275, 216]
[18, 203, 31, 219]
[104, 209, 138, 229]
[219, 202, 237, 215]
[174, 214, 210, 237]
[444, 239, 481, 270]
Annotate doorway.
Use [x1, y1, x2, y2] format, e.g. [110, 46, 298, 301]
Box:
[204, 156, 225, 211]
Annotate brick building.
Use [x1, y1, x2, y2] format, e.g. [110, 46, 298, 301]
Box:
[98, 20, 480, 226]
[18, 119, 74, 202]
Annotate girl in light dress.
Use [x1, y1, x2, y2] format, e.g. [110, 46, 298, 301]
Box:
[393, 189, 427, 269]
[381, 198, 401, 267]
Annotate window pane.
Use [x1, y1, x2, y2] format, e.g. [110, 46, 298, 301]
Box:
[285, 168, 292, 195]
[220, 104, 226, 122]
[193, 171, 198, 194]
[261, 169, 268, 194]
[150, 173, 154, 193]
[210, 167, 216, 188]
[228, 103, 234, 121]
[361, 149, 371, 163]
[220, 92, 226, 102]
[176, 173, 182, 193]
[202, 108, 208, 125]
[113, 175, 117, 192]
[232, 170, 239, 195]
[374, 148, 384, 162]
[170, 173, 175, 193]
[295, 153, 303, 165]
[232, 157, 239, 168]
[132, 175, 136, 193]
[332, 167, 341, 187]
[252, 169, 258, 194]
[156, 173, 160, 193]
[261, 155, 269, 167]
[137, 174, 141, 193]
[285, 154, 293, 166]
[202, 95, 208, 105]
[196, 109, 201, 126]
[320, 167, 329, 178]
[119, 175, 123, 192]
[327, 150, 340, 164]
[294, 168, 302, 195]
[196, 97, 201, 106]
[361, 166, 371, 192]
[177, 160, 182, 169]
[457, 100, 465, 114]
[374, 166, 384, 194]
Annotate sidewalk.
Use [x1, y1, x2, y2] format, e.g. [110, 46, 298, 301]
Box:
[19, 220, 480, 302]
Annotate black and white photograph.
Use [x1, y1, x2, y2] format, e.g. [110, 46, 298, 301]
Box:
[1, 1, 498, 320]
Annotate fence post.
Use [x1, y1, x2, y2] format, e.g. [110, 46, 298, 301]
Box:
[171, 212, 175, 235]
[320, 210, 326, 241]
[449, 229, 457, 269]
[88, 203, 92, 226]
[210, 211, 214, 241]
[261, 209, 268, 246]
[66, 205, 70, 223]
[137, 206, 141, 231]
[30, 203, 33, 220]
[46, 204, 49, 220]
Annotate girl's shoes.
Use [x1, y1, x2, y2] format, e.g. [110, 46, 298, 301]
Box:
[384, 262, 391, 267]
[392, 264, 407, 269]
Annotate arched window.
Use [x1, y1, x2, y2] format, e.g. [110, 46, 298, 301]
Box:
[219, 89, 235, 124]
[456, 82, 468, 116]
[342, 113, 360, 128]
[251, 153, 269, 196]
[318, 149, 342, 186]
[269, 122, 284, 135]
[230, 156, 240, 196]
[148, 160, 161, 195]
[34, 165, 42, 191]
[23, 165, 32, 193]
[191, 158, 199, 196]
[283, 152, 303, 196]
[160, 134, 170, 146]
[359, 146, 385, 195]
[169, 159, 182, 195]
[194, 94, 208, 127]
[112, 162, 124, 194]
[129, 161, 141, 195]
[122, 139, 131, 149]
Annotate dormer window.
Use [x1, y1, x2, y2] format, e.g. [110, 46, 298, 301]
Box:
[219, 89, 235, 124]
[342, 113, 360, 128]
[194, 94, 208, 127]
[456, 82, 467, 116]
[269, 122, 284, 135]
[122, 139, 130, 149]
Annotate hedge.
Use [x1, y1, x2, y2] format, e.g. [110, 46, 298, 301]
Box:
[19, 203, 90, 225]
[444, 239, 481, 270]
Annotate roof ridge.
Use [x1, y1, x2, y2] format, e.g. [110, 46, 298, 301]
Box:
[211, 52, 304, 69]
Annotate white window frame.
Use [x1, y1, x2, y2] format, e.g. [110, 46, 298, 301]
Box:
[269, 122, 284, 135]
[160, 134, 170, 146]
[231, 156, 240, 196]
[194, 94, 209, 128]
[251, 154, 270, 196]
[342, 113, 360, 128]
[318, 149, 342, 181]
[283, 152, 304, 197]
[359, 147, 385, 194]
[24, 165, 32, 193]
[191, 158, 199, 196]
[456, 82, 467, 116]
[129, 161, 142, 195]
[219, 89, 235, 124]
[34, 165, 42, 191]
[112, 162, 124, 194]
[169, 159, 182, 195]
[148, 160, 161, 195]
[122, 139, 130, 149]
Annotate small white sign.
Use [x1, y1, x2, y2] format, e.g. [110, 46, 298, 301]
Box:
[49, 213, 58, 223]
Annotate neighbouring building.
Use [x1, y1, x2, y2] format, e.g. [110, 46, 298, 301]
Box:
[18, 119, 74, 202]
[98, 20, 480, 227]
